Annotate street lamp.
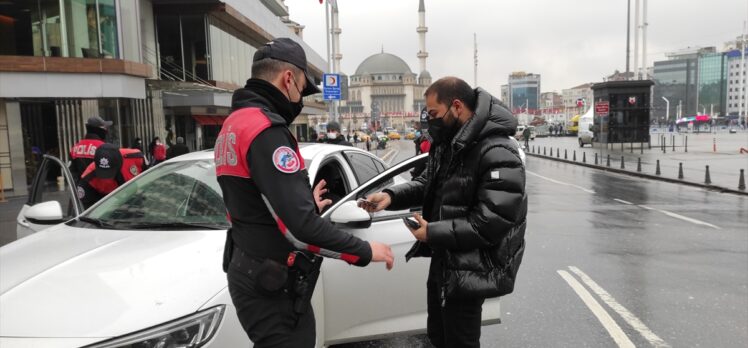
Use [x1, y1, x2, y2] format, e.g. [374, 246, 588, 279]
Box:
[661, 96, 670, 122]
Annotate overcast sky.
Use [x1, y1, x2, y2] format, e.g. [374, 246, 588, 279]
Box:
[285, 0, 746, 96]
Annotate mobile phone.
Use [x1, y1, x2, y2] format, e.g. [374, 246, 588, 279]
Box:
[402, 217, 421, 229]
[357, 198, 376, 210]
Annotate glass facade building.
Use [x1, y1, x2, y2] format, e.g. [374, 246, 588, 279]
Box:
[697, 52, 728, 116]
[0, 0, 118, 58]
[653, 59, 698, 120]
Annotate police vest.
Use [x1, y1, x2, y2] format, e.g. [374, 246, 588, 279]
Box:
[80, 149, 145, 195]
[70, 138, 104, 160]
[214, 107, 304, 179]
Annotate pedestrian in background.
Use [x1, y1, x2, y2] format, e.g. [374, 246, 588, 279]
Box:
[361, 77, 527, 348]
[323, 121, 353, 146]
[76, 144, 146, 209]
[166, 136, 190, 160]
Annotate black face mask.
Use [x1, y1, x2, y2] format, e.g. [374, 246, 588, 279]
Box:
[289, 77, 304, 118]
[428, 105, 458, 143]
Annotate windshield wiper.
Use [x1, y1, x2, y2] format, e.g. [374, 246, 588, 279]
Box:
[118, 222, 227, 230]
[75, 216, 118, 229]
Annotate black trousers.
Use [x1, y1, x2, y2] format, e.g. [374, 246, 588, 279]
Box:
[226, 257, 316, 348]
[427, 256, 485, 348]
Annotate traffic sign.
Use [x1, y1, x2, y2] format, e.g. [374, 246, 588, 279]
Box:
[323, 73, 341, 100]
[594, 101, 609, 116]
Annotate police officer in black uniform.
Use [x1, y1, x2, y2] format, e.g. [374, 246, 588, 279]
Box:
[322, 121, 353, 146]
[214, 38, 394, 348]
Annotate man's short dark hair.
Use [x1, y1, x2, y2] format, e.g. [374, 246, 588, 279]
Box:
[251, 58, 303, 81]
[424, 77, 476, 111]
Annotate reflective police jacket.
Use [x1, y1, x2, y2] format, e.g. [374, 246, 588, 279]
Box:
[69, 135, 105, 180]
[77, 149, 145, 209]
[214, 102, 372, 267]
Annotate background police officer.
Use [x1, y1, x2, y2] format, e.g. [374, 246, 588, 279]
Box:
[76, 143, 145, 208]
[214, 38, 394, 347]
[69, 116, 111, 181]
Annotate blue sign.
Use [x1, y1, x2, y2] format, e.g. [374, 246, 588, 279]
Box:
[323, 73, 341, 100]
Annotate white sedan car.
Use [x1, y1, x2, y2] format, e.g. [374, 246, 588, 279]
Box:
[2, 144, 501, 347]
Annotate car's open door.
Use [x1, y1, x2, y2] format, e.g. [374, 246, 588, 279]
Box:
[318, 153, 501, 345]
[16, 155, 83, 239]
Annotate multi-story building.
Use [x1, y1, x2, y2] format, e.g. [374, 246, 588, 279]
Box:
[726, 48, 747, 116]
[506, 72, 541, 114]
[697, 52, 728, 116]
[562, 83, 594, 118]
[0, 0, 326, 197]
[652, 47, 719, 120]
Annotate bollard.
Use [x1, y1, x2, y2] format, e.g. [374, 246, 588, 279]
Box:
[656, 160, 661, 176]
[641, 142, 644, 154]
[573, 150, 577, 162]
[606, 154, 611, 167]
[637, 157, 642, 172]
[739, 169, 746, 191]
[557, 148, 560, 158]
[594, 152, 599, 165]
[672, 135, 675, 152]
[544, 147, 547, 156]
[678, 162, 684, 180]
[704, 165, 712, 185]
[583, 152, 586, 163]
[621, 142, 624, 152]
[685, 136, 688, 153]
[620, 156, 625, 169]
[630, 142, 633, 153]
[713, 138, 716, 153]
[564, 149, 568, 160]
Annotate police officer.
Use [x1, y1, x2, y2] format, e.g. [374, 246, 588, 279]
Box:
[69, 116, 112, 181]
[322, 121, 353, 146]
[214, 38, 394, 347]
[76, 143, 145, 209]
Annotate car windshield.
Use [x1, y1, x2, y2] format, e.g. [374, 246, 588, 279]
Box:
[81, 160, 229, 230]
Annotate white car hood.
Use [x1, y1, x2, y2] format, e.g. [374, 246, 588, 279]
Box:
[0, 224, 227, 338]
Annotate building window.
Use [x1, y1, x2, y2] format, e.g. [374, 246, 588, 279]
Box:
[0, 0, 119, 58]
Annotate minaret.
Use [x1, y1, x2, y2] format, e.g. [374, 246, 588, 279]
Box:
[417, 0, 428, 74]
[332, 0, 342, 73]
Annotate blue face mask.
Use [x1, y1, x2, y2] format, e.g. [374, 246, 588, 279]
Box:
[415, 131, 422, 137]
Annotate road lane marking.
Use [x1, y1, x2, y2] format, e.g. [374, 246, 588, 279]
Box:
[638, 205, 720, 230]
[526, 171, 596, 194]
[383, 149, 400, 165]
[568, 266, 671, 348]
[557, 270, 636, 348]
[613, 199, 634, 205]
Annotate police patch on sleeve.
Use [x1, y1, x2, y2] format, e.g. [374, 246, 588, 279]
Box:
[272, 146, 300, 173]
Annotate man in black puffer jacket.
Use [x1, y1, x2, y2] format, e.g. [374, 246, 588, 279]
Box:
[362, 77, 527, 348]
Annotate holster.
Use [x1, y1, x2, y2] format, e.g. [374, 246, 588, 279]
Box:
[222, 228, 234, 273]
[287, 251, 323, 314]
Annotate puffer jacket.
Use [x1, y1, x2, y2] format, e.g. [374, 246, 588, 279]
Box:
[384, 88, 527, 299]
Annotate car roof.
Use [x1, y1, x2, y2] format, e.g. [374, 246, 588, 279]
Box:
[163, 143, 372, 164]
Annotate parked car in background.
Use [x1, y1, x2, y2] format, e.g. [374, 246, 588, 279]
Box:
[3, 147, 505, 347]
[355, 131, 371, 142]
[388, 131, 401, 140]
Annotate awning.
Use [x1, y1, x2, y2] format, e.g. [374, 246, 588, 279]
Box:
[192, 115, 226, 126]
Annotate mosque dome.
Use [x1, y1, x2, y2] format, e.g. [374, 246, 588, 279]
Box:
[354, 52, 413, 76]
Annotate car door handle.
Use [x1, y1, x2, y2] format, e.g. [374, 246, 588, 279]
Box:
[18, 219, 30, 228]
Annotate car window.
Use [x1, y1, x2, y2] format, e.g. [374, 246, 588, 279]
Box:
[345, 152, 379, 184]
[373, 158, 386, 173]
[85, 160, 229, 229]
[314, 159, 351, 210]
[30, 157, 79, 219]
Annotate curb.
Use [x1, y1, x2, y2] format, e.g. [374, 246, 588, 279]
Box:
[527, 153, 748, 197]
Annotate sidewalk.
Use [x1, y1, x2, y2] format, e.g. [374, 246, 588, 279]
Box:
[529, 131, 748, 192]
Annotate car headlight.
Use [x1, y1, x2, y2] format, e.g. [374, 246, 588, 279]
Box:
[83, 305, 225, 348]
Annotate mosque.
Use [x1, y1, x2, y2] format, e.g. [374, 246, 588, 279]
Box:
[336, 0, 432, 131]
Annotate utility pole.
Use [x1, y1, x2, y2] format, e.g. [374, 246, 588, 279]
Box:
[324, 0, 333, 122]
[633, 0, 640, 79]
[742, 20, 747, 127]
[642, 0, 648, 79]
[626, 0, 631, 78]
[662, 97, 670, 122]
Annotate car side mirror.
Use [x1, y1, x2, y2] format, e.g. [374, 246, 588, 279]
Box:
[330, 200, 372, 229]
[24, 201, 65, 224]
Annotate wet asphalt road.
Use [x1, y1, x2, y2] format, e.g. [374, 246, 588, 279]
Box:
[341, 140, 747, 348]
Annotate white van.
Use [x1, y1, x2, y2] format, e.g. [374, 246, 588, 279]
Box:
[577, 109, 594, 147]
